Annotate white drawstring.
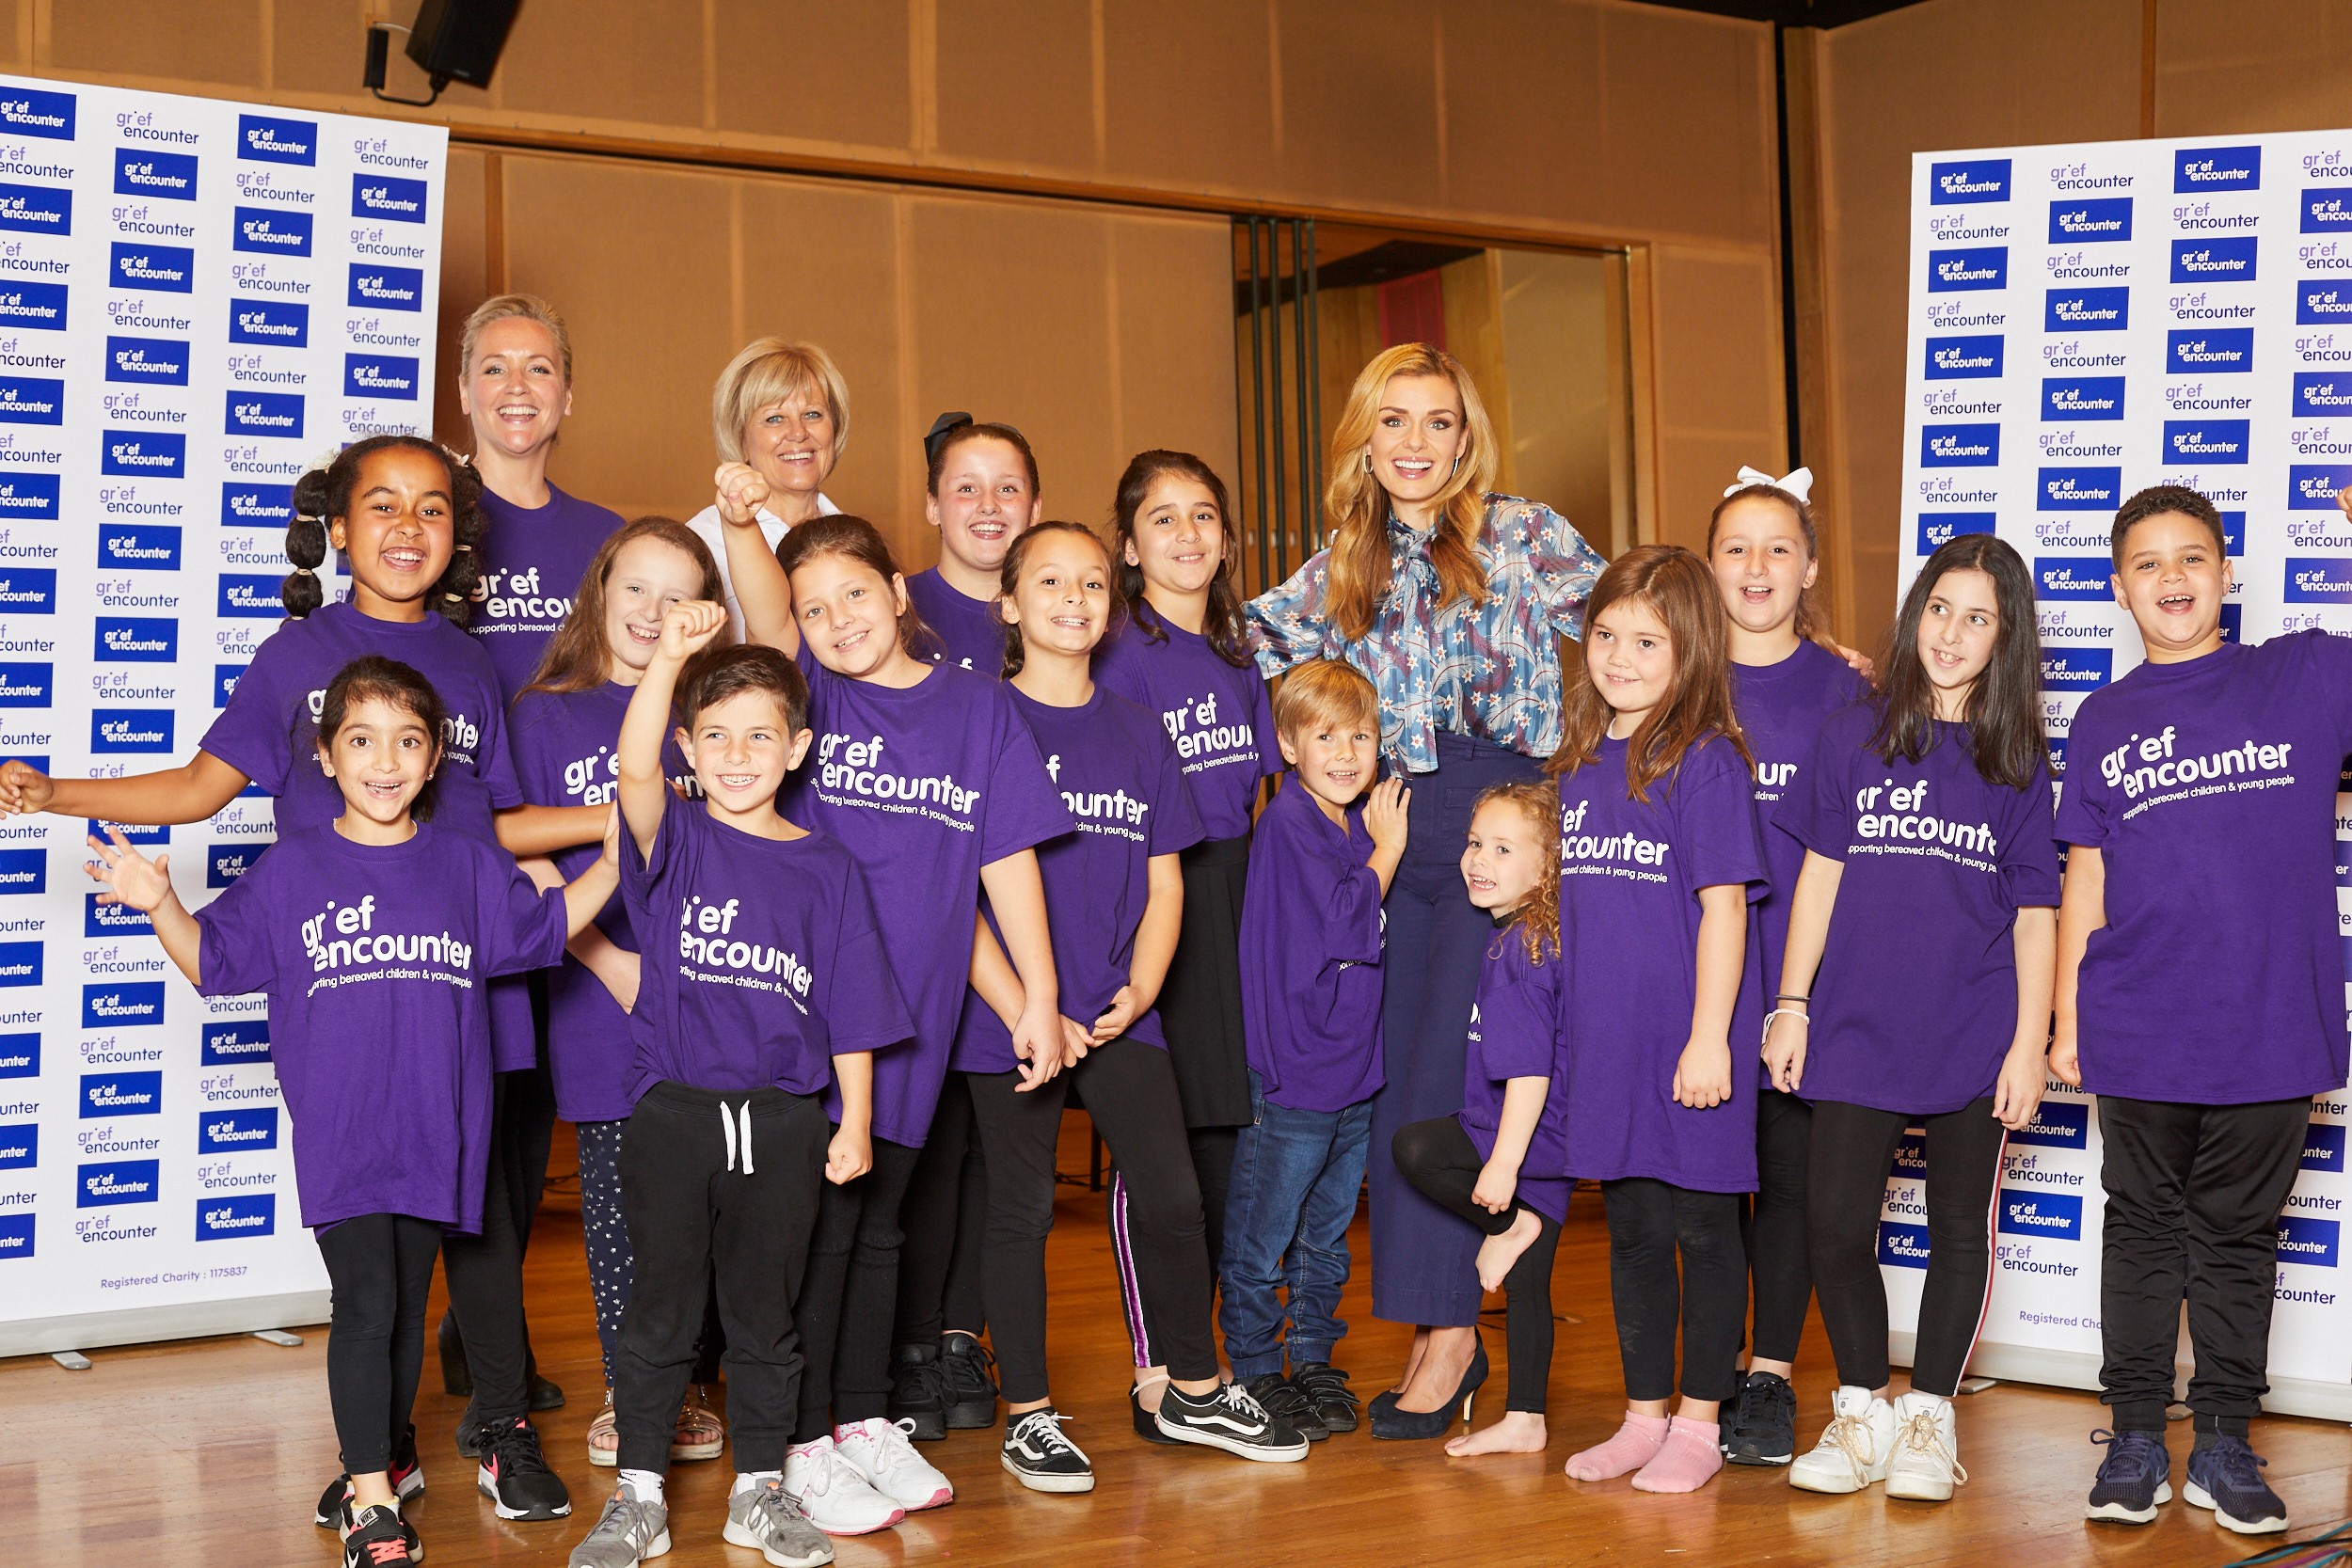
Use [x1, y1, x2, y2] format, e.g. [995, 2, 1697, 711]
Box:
[739, 1101, 755, 1175]
[720, 1102, 737, 1170]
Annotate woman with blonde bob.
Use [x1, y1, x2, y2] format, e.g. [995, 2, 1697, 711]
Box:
[1248, 342, 1606, 1437]
[686, 337, 851, 636]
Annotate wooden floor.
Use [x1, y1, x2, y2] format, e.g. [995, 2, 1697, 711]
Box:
[5, 1118, 2346, 1568]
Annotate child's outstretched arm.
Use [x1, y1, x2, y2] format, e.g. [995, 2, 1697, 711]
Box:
[1092, 852, 1184, 1043]
[83, 829, 201, 987]
[978, 849, 1066, 1080]
[1474, 1075, 1549, 1213]
[1763, 850, 1843, 1093]
[1, 752, 249, 827]
[618, 601, 724, 859]
[559, 807, 622, 937]
[2051, 846, 2104, 1088]
[1360, 777, 1410, 895]
[1673, 883, 1747, 1109]
[710, 463, 800, 656]
[495, 800, 611, 857]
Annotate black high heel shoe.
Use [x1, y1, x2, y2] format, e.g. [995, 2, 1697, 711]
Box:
[1369, 1337, 1488, 1440]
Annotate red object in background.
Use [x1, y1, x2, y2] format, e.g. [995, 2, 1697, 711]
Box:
[1376, 271, 1446, 351]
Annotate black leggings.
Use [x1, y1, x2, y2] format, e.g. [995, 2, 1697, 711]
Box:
[793, 1134, 922, 1442]
[318, 1212, 443, 1475]
[1807, 1097, 2004, 1399]
[1741, 1086, 1812, 1366]
[1108, 1124, 1237, 1369]
[966, 1037, 1217, 1403]
[439, 1069, 535, 1422]
[1601, 1178, 1745, 1404]
[1391, 1117, 1562, 1414]
[894, 1071, 989, 1348]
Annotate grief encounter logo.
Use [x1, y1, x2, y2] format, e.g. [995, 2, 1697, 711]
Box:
[2170, 237, 2259, 283]
[1998, 1189, 2085, 1241]
[1920, 423, 1998, 467]
[1931, 158, 2011, 204]
[1915, 513, 1995, 555]
[2046, 287, 2129, 331]
[2037, 558, 2113, 601]
[2284, 558, 2352, 603]
[1924, 334, 2003, 379]
[2048, 197, 2132, 243]
[2040, 466, 2122, 510]
[1930, 246, 2008, 292]
[195, 1193, 275, 1242]
[2175, 144, 2262, 191]
[2041, 647, 2113, 692]
[2163, 419, 2251, 464]
[2277, 1216, 2340, 1268]
[2042, 376, 2124, 420]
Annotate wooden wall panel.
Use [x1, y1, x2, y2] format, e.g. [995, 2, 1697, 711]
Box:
[496, 0, 706, 130]
[1107, 216, 1246, 510]
[46, 0, 263, 88]
[429, 148, 492, 458]
[932, 0, 1095, 174]
[1273, 0, 1445, 214]
[1101, 0, 1279, 194]
[1439, 0, 1608, 230]
[1647, 245, 1785, 554]
[709, 0, 913, 153]
[2156, 1, 2352, 135]
[1597, 5, 1780, 248]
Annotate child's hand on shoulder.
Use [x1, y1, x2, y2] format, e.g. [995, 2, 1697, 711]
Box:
[825, 1121, 873, 1185]
[658, 600, 726, 664]
[0, 759, 54, 816]
[1471, 1155, 1519, 1214]
[1362, 776, 1410, 851]
[714, 461, 771, 528]
[1671, 1036, 1734, 1109]
[84, 827, 174, 913]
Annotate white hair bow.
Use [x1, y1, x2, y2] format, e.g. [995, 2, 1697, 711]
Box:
[1726, 465, 1814, 504]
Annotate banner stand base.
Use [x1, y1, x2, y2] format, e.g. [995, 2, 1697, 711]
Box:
[2, 1291, 330, 1362]
[1894, 1333, 2352, 1422]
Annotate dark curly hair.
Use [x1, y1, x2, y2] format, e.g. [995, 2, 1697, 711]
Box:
[284, 435, 485, 623]
[315, 656, 449, 822]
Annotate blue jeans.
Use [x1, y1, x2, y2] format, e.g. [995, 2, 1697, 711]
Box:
[1217, 1069, 1373, 1379]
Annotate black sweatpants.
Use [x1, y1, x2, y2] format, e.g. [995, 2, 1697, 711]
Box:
[1807, 1098, 2005, 1398]
[966, 1037, 1218, 1403]
[439, 1069, 533, 1423]
[615, 1082, 827, 1475]
[1108, 1123, 1237, 1368]
[894, 1071, 989, 1348]
[793, 1134, 922, 1442]
[2098, 1094, 2312, 1429]
[318, 1212, 443, 1476]
[1602, 1178, 1746, 1404]
[1391, 1117, 1563, 1413]
[1742, 1085, 1812, 1366]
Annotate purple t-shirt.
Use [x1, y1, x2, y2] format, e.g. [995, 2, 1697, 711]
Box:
[2053, 630, 2352, 1102]
[1556, 733, 1768, 1192]
[1238, 778, 1386, 1113]
[905, 567, 1006, 676]
[620, 792, 910, 1102]
[1457, 922, 1572, 1225]
[1733, 640, 1869, 1039]
[1093, 612, 1279, 843]
[509, 682, 693, 1123]
[199, 600, 537, 1070]
[469, 483, 624, 702]
[1778, 705, 2059, 1114]
[951, 686, 1204, 1073]
[787, 647, 1073, 1144]
[194, 823, 564, 1234]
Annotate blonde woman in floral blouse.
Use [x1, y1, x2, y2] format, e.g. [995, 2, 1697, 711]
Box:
[1248, 342, 1605, 1438]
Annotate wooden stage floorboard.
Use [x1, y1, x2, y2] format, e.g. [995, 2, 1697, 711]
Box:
[4, 1117, 2345, 1566]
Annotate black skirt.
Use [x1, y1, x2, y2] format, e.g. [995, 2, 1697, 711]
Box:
[1156, 832, 1253, 1129]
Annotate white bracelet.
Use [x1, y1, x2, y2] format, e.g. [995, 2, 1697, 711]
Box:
[1761, 1007, 1811, 1045]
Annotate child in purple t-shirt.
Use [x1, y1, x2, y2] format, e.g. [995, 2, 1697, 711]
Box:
[1391, 782, 1567, 1456]
[564, 598, 909, 1568]
[1707, 468, 1871, 1464]
[904, 419, 1042, 673]
[1764, 534, 2058, 1504]
[2053, 486, 2352, 1537]
[84, 657, 614, 1568]
[1547, 546, 1767, 1497]
[1228, 660, 1407, 1435]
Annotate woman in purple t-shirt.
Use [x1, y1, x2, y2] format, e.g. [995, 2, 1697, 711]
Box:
[1764, 534, 2058, 1505]
[84, 657, 614, 1568]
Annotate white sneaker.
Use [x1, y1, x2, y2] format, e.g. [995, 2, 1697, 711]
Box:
[834, 1418, 952, 1512]
[1884, 1391, 1966, 1501]
[1788, 1386, 1897, 1495]
[782, 1436, 904, 1536]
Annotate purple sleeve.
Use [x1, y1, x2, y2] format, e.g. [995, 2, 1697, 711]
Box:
[473, 682, 525, 811]
[622, 788, 696, 898]
[193, 862, 278, 998]
[1778, 721, 1854, 862]
[1148, 730, 1204, 857]
[1321, 810, 1385, 969]
[978, 688, 1076, 864]
[1479, 963, 1558, 1081]
[482, 857, 567, 977]
[1998, 768, 2062, 909]
[1677, 741, 1769, 895]
[823, 861, 914, 1054]
[197, 626, 295, 795]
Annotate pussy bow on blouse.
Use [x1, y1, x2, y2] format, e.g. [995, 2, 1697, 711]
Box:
[1246, 492, 1605, 774]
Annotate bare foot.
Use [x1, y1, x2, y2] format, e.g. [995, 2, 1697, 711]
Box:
[1394, 1325, 1477, 1414]
[1447, 1411, 1548, 1457]
[1392, 1325, 1434, 1394]
[1475, 1209, 1543, 1292]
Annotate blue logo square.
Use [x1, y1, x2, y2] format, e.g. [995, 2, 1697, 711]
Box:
[2042, 377, 2124, 420]
[220, 483, 292, 528]
[228, 298, 308, 348]
[2304, 1124, 2347, 1173]
[198, 1108, 277, 1154]
[237, 114, 316, 166]
[0, 849, 38, 894]
[223, 391, 303, 440]
[0, 182, 72, 236]
[0, 475, 60, 520]
[200, 1020, 270, 1066]
[0, 661, 50, 707]
[2046, 288, 2130, 331]
[2169, 237, 2258, 283]
[2041, 648, 2113, 691]
[0, 374, 65, 425]
[2220, 512, 2246, 556]
[0, 282, 70, 331]
[1931, 159, 2010, 204]
[232, 206, 312, 257]
[79, 1068, 163, 1114]
[105, 335, 190, 386]
[2039, 467, 2122, 510]
[2009, 1101, 2090, 1148]
[2036, 558, 2113, 600]
[2163, 419, 2251, 465]
[1878, 1222, 1931, 1269]
[89, 709, 174, 755]
[1915, 513, 1996, 554]
[196, 1194, 276, 1241]
[77, 1158, 159, 1207]
[343, 355, 420, 400]
[95, 617, 176, 663]
[85, 895, 151, 939]
[0, 941, 42, 988]
[0, 1034, 38, 1077]
[216, 576, 283, 617]
[2304, 189, 2352, 233]
[2048, 198, 2132, 244]
[1930, 246, 2008, 292]
[113, 148, 198, 200]
[347, 265, 424, 311]
[0, 87, 77, 139]
[2298, 281, 2352, 325]
[2288, 464, 2352, 509]
[97, 524, 182, 571]
[1997, 1189, 2084, 1241]
[99, 432, 185, 480]
[2277, 1215, 2340, 1268]
[214, 663, 245, 708]
[1921, 423, 2000, 467]
[351, 174, 428, 223]
[108, 242, 194, 293]
[2175, 145, 2261, 191]
[0, 1123, 31, 1168]
[2294, 373, 2352, 418]
[0, 568, 56, 614]
[1924, 334, 2003, 380]
[2284, 558, 2352, 603]
[207, 844, 256, 887]
[0, 1212, 31, 1259]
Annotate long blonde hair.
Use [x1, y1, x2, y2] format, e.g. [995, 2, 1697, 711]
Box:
[1476, 780, 1561, 966]
[1322, 343, 1498, 641]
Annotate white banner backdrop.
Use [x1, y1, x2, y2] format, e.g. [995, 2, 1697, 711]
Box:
[0, 74, 445, 1356]
[1896, 133, 2352, 1418]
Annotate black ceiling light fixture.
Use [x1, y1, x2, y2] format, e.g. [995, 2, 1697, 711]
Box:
[364, 0, 522, 106]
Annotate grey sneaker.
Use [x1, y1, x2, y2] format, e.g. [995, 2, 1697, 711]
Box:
[724, 1478, 835, 1567]
[567, 1488, 671, 1568]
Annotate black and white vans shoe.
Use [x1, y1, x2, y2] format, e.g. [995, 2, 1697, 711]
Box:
[1001, 1408, 1095, 1494]
[1154, 1382, 1311, 1463]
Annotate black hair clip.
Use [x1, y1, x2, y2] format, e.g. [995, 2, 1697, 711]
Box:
[923, 411, 1025, 467]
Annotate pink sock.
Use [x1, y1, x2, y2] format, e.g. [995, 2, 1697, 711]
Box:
[1629, 1416, 1724, 1494]
[1564, 1411, 1672, 1481]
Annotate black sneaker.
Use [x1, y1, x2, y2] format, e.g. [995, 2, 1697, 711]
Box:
[1154, 1382, 1311, 1463]
[1723, 1370, 1797, 1465]
[1292, 1362, 1360, 1434]
[312, 1428, 424, 1528]
[2086, 1428, 2172, 1524]
[1243, 1372, 1328, 1442]
[888, 1342, 950, 1441]
[2185, 1432, 2287, 1534]
[942, 1332, 999, 1430]
[1001, 1407, 1095, 1493]
[473, 1417, 573, 1521]
[341, 1503, 415, 1568]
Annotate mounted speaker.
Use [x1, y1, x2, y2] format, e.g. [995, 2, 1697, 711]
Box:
[405, 0, 521, 90]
